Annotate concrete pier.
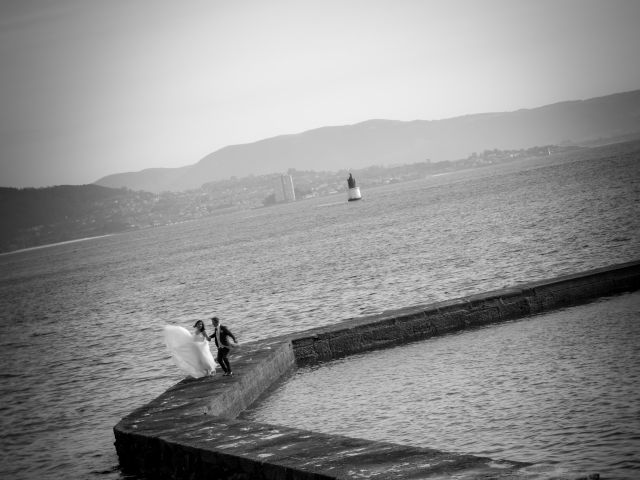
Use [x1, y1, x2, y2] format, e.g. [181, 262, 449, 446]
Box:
[115, 260, 639, 479]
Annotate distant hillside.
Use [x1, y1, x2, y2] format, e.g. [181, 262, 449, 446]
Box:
[91, 167, 187, 194]
[5, 138, 640, 253]
[93, 89, 640, 193]
[0, 185, 158, 252]
[1, 184, 124, 231]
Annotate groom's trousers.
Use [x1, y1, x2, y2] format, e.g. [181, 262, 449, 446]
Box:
[217, 347, 231, 374]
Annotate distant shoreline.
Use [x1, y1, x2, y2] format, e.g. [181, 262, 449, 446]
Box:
[0, 234, 114, 256]
[3, 137, 639, 256]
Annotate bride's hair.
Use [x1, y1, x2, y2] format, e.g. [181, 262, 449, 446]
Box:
[193, 320, 205, 331]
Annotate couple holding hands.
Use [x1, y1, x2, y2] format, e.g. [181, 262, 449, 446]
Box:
[163, 316, 238, 379]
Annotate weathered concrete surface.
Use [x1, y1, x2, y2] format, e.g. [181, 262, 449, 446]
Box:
[291, 260, 640, 365]
[116, 415, 530, 479]
[115, 261, 639, 479]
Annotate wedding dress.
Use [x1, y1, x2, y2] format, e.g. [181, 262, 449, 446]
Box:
[163, 325, 216, 378]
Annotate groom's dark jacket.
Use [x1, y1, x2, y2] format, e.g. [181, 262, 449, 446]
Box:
[212, 325, 236, 349]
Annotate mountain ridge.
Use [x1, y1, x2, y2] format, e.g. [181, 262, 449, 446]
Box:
[95, 89, 640, 193]
[6, 138, 640, 253]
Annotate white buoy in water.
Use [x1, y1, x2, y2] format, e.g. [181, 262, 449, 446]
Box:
[346, 172, 362, 201]
[348, 186, 362, 201]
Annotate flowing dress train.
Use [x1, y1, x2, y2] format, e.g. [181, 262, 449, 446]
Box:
[163, 325, 216, 378]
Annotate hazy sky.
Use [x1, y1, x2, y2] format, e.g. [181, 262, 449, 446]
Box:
[1, 0, 640, 188]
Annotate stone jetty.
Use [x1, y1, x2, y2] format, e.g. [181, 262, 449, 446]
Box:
[114, 260, 639, 479]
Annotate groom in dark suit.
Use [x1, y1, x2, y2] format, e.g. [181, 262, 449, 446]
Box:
[209, 316, 238, 376]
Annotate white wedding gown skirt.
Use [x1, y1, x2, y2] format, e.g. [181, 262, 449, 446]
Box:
[163, 325, 216, 378]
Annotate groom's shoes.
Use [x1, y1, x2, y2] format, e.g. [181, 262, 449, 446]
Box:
[223, 371, 233, 377]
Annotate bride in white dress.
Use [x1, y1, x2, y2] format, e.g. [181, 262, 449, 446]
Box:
[163, 320, 217, 378]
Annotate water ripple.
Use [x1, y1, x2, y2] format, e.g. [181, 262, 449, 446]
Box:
[243, 292, 640, 480]
[1, 147, 640, 479]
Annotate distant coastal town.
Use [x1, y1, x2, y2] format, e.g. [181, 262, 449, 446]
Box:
[0, 144, 593, 253]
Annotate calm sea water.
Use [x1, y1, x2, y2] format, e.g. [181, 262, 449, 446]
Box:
[242, 291, 640, 480]
[1, 145, 639, 479]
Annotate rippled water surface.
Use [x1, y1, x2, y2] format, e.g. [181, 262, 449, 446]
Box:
[243, 292, 640, 480]
[1, 143, 639, 479]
